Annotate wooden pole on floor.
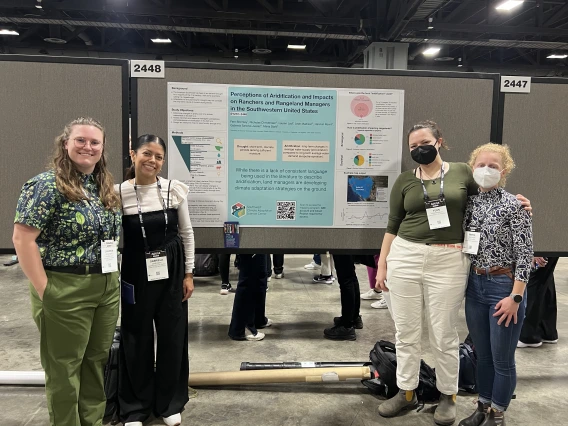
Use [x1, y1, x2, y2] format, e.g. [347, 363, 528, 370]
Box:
[188, 366, 371, 386]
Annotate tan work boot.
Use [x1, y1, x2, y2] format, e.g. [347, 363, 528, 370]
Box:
[378, 390, 418, 417]
[435, 393, 457, 425]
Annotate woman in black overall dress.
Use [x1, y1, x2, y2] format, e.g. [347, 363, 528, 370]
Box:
[117, 134, 195, 426]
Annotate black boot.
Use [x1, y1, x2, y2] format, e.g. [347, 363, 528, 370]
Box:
[459, 401, 490, 426]
[480, 409, 505, 426]
[333, 315, 363, 329]
[323, 325, 356, 341]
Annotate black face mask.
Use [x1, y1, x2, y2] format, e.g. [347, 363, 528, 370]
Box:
[411, 142, 438, 165]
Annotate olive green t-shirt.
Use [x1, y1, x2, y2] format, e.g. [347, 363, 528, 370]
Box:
[386, 162, 478, 244]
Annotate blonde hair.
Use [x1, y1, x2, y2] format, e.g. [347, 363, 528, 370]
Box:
[407, 120, 449, 150]
[52, 117, 121, 210]
[468, 143, 515, 187]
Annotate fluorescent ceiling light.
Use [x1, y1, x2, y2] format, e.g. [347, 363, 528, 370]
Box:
[427, 26, 434, 30]
[151, 38, 171, 43]
[423, 47, 441, 56]
[0, 29, 19, 35]
[496, 1, 524, 11]
[287, 44, 306, 50]
[547, 54, 567, 59]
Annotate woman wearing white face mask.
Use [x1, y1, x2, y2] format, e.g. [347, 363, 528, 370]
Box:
[459, 144, 533, 426]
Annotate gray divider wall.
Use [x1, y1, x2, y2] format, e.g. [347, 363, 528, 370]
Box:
[502, 79, 568, 255]
[0, 56, 128, 251]
[134, 64, 497, 252]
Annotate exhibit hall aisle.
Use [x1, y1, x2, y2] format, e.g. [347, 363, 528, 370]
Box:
[0, 255, 567, 425]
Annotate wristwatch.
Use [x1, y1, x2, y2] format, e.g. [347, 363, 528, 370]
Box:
[510, 293, 523, 303]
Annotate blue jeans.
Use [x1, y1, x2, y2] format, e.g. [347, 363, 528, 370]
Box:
[465, 270, 526, 411]
[313, 254, 321, 265]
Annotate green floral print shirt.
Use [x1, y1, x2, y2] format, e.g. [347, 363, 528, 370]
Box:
[14, 170, 121, 266]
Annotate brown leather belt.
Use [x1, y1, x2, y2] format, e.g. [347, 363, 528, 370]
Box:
[472, 266, 513, 280]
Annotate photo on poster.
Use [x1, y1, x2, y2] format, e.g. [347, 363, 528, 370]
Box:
[347, 175, 388, 202]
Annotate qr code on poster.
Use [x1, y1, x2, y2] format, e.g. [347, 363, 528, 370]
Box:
[276, 201, 296, 221]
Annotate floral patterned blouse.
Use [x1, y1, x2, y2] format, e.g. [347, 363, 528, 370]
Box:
[14, 170, 121, 266]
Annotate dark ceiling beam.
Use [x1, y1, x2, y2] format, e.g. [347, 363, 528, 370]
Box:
[406, 21, 568, 36]
[64, 26, 87, 42]
[278, 0, 283, 14]
[0, 2, 359, 26]
[223, 0, 229, 11]
[15, 25, 41, 42]
[106, 29, 130, 47]
[255, 0, 277, 14]
[202, 0, 222, 11]
[543, 2, 568, 26]
[444, 1, 480, 23]
[307, 0, 332, 16]
[336, 0, 367, 18]
[310, 38, 336, 55]
[385, 0, 425, 41]
[206, 33, 230, 53]
[515, 47, 537, 64]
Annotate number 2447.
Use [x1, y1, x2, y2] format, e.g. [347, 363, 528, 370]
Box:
[503, 79, 528, 88]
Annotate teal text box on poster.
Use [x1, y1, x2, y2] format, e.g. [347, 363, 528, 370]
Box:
[228, 86, 337, 226]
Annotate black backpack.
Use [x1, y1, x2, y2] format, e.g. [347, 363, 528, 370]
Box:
[458, 335, 478, 394]
[363, 340, 441, 403]
[103, 327, 121, 425]
[194, 254, 219, 276]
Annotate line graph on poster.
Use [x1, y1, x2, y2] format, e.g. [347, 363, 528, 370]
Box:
[339, 209, 389, 227]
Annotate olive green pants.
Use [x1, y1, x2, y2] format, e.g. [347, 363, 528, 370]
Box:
[30, 270, 119, 426]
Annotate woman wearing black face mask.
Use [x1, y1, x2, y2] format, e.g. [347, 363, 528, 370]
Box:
[374, 121, 532, 426]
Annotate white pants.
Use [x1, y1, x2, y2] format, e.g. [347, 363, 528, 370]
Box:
[386, 236, 470, 395]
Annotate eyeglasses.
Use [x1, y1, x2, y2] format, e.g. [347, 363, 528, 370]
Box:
[73, 137, 103, 151]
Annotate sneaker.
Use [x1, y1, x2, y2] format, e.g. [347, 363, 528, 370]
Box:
[257, 318, 273, 329]
[220, 283, 233, 295]
[323, 325, 356, 341]
[517, 340, 542, 348]
[304, 261, 321, 270]
[542, 339, 558, 344]
[275, 273, 284, 279]
[313, 274, 334, 284]
[360, 288, 384, 300]
[245, 331, 265, 341]
[371, 298, 388, 309]
[125, 423, 143, 426]
[334, 315, 363, 330]
[267, 276, 272, 282]
[163, 413, 182, 426]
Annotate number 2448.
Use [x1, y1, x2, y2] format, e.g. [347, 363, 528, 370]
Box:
[133, 64, 162, 73]
[503, 79, 528, 88]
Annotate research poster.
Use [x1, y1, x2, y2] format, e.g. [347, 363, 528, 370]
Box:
[168, 82, 404, 228]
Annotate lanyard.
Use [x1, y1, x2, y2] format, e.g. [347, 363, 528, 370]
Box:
[419, 163, 445, 201]
[133, 177, 168, 252]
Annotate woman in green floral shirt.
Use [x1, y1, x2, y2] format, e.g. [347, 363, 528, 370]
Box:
[13, 117, 122, 426]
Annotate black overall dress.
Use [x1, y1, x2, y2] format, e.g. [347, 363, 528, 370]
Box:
[118, 182, 189, 423]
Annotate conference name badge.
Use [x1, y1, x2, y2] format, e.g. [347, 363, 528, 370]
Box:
[425, 198, 450, 230]
[462, 227, 481, 255]
[101, 240, 118, 273]
[145, 250, 169, 281]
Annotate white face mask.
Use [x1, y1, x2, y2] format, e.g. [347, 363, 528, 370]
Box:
[473, 166, 502, 189]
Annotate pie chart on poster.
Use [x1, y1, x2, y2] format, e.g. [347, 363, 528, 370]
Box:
[354, 134, 365, 145]
[354, 155, 365, 166]
[351, 95, 373, 118]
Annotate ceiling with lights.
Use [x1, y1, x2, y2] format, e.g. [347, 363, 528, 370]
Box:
[0, 0, 567, 71]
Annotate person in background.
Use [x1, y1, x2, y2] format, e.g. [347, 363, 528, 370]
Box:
[517, 256, 559, 348]
[13, 117, 121, 426]
[304, 254, 321, 270]
[117, 134, 195, 426]
[312, 251, 336, 284]
[267, 254, 285, 281]
[219, 253, 235, 295]
[375, 121, 531, 426]
[360, 254, 387, 309]
[324, 254, 363, 341]
[229, 254, 272, 341]
[459, 143, 532, 426]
